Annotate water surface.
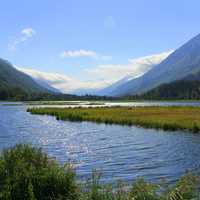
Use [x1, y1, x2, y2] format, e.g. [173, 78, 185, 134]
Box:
[0, 102, 200, 184]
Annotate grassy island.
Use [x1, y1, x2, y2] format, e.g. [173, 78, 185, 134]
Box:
[27, 106, 200, 133]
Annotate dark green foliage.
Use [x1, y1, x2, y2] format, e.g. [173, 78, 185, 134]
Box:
[0, 144, 78, 200]
[129, 179, 159, 200]
[0, 85, 117, 101]
[134, 80, 200, 100]
[163, 175, 199, 200]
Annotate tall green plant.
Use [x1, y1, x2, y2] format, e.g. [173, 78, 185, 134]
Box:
[0, 144, 79, 200]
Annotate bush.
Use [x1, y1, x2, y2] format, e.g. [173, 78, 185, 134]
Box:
[129, 179, 159, 200]
[0, 144, 79, 200]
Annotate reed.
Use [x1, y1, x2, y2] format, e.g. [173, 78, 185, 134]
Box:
[27, 106, 200, 133]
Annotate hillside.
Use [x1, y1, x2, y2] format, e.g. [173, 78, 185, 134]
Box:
[0, 58, 118, 101]
[137, 79, 200, 100]
[0, 59, 49, 92]
[0, 58, 51, 100]
[97, 51, 172, 96]
[108, 33, 200, 96]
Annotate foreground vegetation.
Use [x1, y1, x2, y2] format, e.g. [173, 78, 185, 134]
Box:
[28, 106, 200, 133]
[0, 144, 199, 200]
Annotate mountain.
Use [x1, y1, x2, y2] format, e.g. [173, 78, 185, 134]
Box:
[97, 74, 135, 96]
[18, 51, 172, 96]
[138, 79, 200, 100]
[137, 70, 200, 99]
[98, 51, 173, 96]
[184, 70, 200, 81]
[0, 58, 116, 101]
[108, 33, 200, 96]
[17, 68, 61, 93]
[0, 58, 49, 92]
[18, 68, 101, 95]
[0, 58, 53, 100]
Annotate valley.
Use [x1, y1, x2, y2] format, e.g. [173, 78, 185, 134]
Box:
[1, 3, 200, 198]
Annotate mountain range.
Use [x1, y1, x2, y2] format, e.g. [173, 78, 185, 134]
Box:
[0, 59, 103, 101]
[107, 33, 200, 96]
[2, 33, 200, 99]
[17, 51, 171, 95]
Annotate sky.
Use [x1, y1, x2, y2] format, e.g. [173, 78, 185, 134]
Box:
[1, 0, 200, 87]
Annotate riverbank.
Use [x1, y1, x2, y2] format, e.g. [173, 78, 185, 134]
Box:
[27, 106, 200, 133]
[0, 144, 198, 200]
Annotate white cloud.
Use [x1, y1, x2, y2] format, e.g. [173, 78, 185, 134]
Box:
[60, 49, 97, 58]
[60, 49, 112, 60]
[84, 50, 173, 84]
[21, 28, 36, 38]
[8, 27, 36, 51]
[17, 50, 173, 95]
[17, 67, 105, 94]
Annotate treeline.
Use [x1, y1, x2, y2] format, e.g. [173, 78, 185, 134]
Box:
[126, 80, 200, 100]
[0, 85, 116, 101]
[3, 79, 200, 101]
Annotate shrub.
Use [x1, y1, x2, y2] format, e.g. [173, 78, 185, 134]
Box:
[0, 144, 79, 200]
[129, 179, 159, 200]
[164, 174, 199, 200]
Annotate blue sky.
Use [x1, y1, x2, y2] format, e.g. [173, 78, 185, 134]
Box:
[1, 0, 200, 83]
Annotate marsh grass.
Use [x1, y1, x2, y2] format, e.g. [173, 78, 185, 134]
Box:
[28, 106, 200, 133]
[0, 144, 199, 200]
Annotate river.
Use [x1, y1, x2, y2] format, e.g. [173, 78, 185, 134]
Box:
[1, 101, 200, 184]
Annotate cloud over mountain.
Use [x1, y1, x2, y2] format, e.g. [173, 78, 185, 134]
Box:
[85, 50, 173, 84]
[17, 50, 172, 95]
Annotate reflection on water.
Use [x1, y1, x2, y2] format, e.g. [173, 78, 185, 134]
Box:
[0, 103, 200, 184]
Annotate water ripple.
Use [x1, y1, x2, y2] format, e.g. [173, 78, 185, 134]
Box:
[1, 104, 200, 184]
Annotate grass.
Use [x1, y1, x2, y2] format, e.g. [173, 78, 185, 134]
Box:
[27, 106, 200, 133]
[0, 144, 199, 200]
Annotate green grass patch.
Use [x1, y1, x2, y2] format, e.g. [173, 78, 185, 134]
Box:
[28, 106, 200, 133]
